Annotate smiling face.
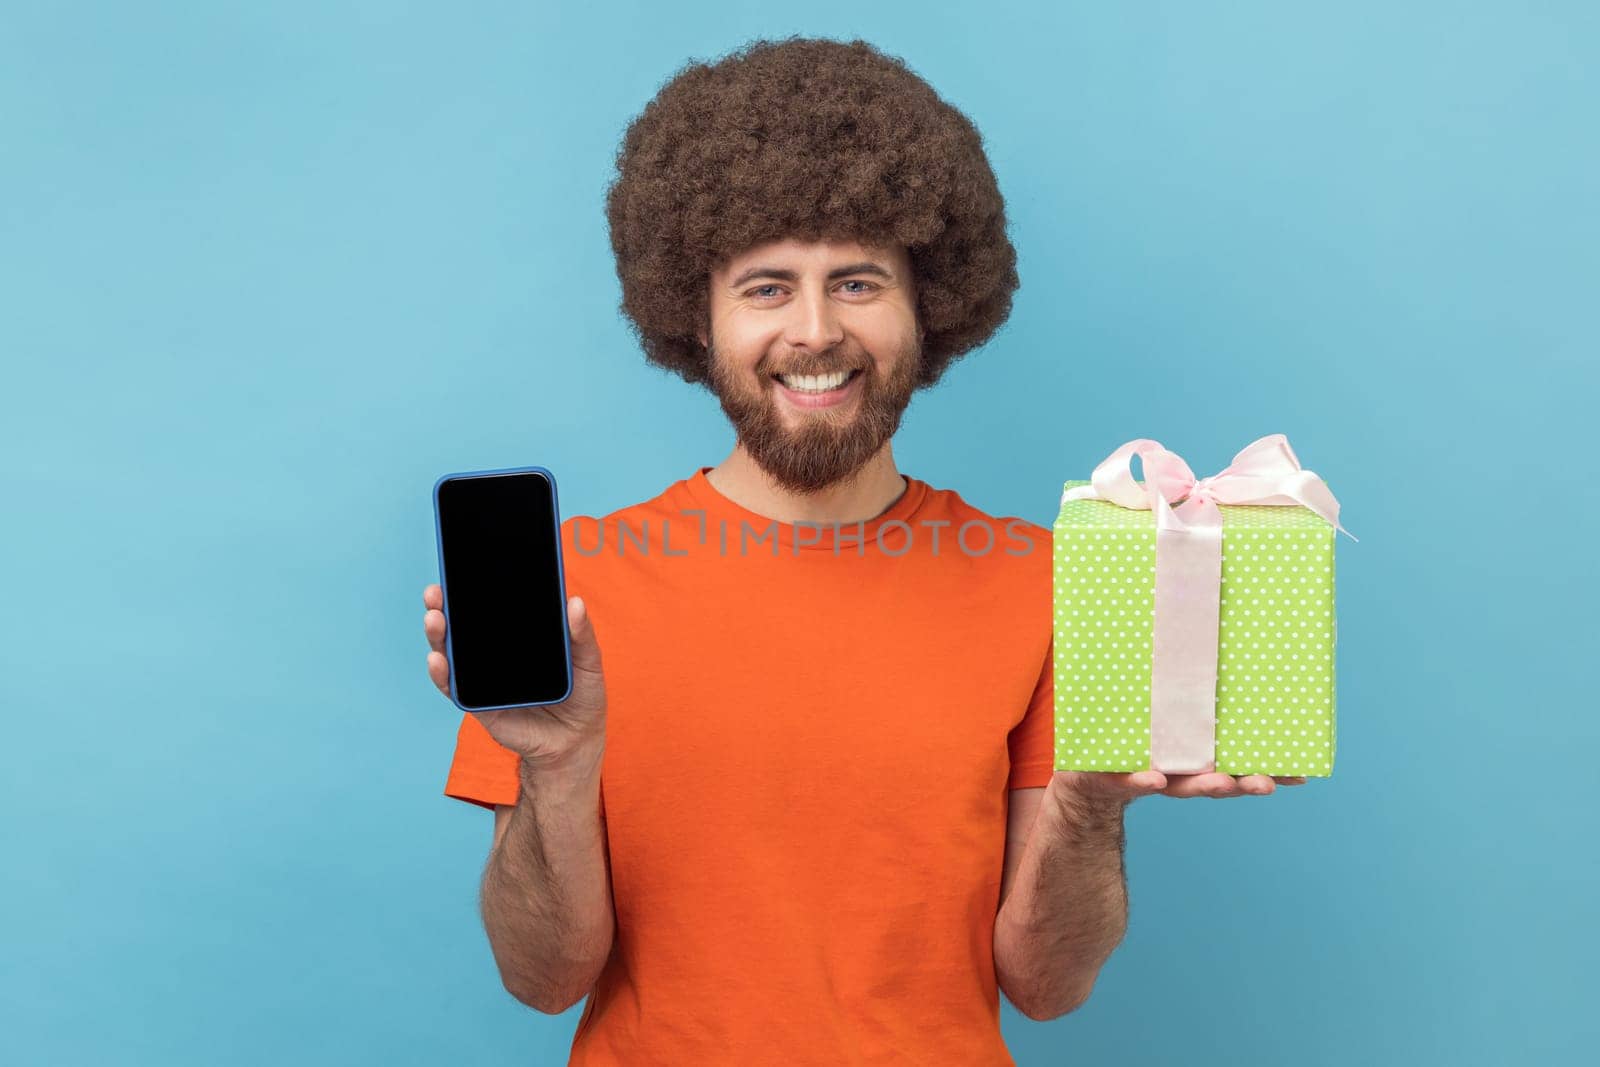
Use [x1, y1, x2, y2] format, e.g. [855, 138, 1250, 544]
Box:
[698, 236, 924, 494]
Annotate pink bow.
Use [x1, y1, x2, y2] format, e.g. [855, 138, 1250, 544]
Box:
[1062, 433, 1355, 540]
[1059, 434, 1352, 775]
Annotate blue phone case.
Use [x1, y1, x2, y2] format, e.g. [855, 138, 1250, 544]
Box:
[431, 464, 575, 712]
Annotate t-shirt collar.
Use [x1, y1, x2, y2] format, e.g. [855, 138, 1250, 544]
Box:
[678, 466, 930, 552]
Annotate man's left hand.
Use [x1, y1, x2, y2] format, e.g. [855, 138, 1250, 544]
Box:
[1052, 769, 1308, 806]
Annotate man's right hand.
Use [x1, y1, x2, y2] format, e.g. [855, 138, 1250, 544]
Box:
[424, 584, 607, 769]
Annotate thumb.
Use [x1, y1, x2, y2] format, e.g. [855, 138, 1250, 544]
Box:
[1056, 769, 1164, 804]
[567, 595, 603, 674]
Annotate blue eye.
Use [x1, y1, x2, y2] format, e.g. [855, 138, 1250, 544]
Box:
[746, 280, 878, 300]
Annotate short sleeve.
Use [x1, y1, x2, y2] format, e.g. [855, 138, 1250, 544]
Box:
[442, 711, 522, 810]
[1006, 637, 1055, 790]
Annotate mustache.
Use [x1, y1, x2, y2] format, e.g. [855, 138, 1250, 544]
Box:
[764, 361, 865, 377]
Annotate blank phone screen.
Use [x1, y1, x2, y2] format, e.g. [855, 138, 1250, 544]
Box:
[436, 471, 570, 709]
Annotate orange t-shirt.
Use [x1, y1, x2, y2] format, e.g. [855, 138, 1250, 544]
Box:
[444, 467, 1055, 1065]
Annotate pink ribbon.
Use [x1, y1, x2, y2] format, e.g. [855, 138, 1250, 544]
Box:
[1060, 434, 1355, 774]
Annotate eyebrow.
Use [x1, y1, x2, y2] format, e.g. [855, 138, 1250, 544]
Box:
[727, 261, 894, 289]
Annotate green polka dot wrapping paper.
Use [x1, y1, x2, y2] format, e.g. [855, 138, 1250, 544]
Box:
[1053, 480, 1339, 777]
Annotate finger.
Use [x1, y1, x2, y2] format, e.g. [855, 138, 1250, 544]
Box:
[1163, 772, 1241, 798]
[1099, 772, 1165, 801]
[1272, 776, 1308, 786]
[427, 649, 450, 695]
[567, 596, 603, 674]
[424, 608, 446, 653]
[1209, 775, 1246, 798]
[1238, 774, 1275, 795]
[424, 584, 441, 610]
[1084, 771, 1164, 798]
[1126, 770, 1167, 794]
[1157, 774, 1207, 798]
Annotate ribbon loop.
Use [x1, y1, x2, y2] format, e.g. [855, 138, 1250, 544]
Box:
[1062, 432, 1355, 541]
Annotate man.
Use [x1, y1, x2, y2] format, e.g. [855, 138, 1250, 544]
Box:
[423, 36, 1302, 1065]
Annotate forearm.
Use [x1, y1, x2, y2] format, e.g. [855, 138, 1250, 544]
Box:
[481, 740, 614, 1014]
[993, 778, 1129, 1020]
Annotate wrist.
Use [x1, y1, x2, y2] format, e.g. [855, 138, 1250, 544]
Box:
[520, 733, 605, 789]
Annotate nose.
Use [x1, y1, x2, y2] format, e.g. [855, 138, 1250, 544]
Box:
[781, 282, 846, 354]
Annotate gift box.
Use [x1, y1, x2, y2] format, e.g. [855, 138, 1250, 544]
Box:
[1052, 435, 1353, 778]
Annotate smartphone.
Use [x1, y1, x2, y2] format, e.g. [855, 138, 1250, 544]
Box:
[431, 465, 574, 712]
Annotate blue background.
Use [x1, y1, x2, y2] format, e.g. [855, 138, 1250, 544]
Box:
[4, 3, 1595, 1063]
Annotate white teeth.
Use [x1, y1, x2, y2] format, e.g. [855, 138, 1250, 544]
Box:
[778, 369, 853, 392]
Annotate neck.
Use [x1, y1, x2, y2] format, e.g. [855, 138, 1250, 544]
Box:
[705, 443, 908, 525]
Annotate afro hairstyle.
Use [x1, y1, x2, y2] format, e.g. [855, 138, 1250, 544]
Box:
[603, 35, 1019, 390]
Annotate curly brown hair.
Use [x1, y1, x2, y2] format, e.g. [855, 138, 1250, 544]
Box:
[604, 36, 1019, 391]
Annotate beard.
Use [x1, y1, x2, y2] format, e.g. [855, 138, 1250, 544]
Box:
[706, 331, 922, 495]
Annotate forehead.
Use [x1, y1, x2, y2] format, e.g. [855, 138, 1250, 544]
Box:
[715, 236, 907, 277]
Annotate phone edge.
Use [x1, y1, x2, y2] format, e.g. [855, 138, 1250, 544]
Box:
[431, 464, 576, 714]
